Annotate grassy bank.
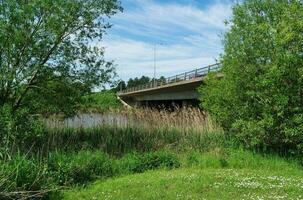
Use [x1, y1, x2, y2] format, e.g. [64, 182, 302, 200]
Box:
[1, 108, 302, 199]
[64, 149, 303, 200]
[64, 168, 303, 200]
[80, 91, 121, 112]
[0, 150, 180, 199]
[0, 108, 224, 199]
[2, 147, 302, 199]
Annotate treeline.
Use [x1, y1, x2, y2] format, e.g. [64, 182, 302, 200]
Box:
[115, 76, 166, 91]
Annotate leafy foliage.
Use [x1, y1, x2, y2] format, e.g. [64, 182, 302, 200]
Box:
[127, 76, 151, 88]
[200, 0, 303, 154]
[0, 0, 121, 115]
[120, 151, 180, 173]
[0, 0, 121, 157]
[124, 76, 166, 89]
[81, 91, 122, 111]
[0, 150, 181, 199]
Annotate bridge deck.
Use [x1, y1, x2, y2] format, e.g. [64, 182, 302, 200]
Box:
[118, 77, 203, 96]
[118, 63, 221, 96]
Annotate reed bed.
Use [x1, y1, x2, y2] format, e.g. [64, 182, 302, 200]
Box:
[124, 107, 219, 133]
[1, 108, 225, 199]
[46, 107, 219, 133]
[33, 108, 225, 156]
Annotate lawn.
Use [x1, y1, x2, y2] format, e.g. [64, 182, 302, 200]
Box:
[63, 168, 303, 200]
[63, 150, 303, 200]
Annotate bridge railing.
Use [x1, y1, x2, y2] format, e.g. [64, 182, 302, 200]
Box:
[119, 63, 221, 94]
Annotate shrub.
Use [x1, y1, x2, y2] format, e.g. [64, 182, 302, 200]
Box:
[0, 105, 45, 159]
[120, 151, 180, 173]
[201, 0, 303, 155]
[48, 151, 115, 186]
[0, 150, 181, 198]
[0, 105, 14, 159]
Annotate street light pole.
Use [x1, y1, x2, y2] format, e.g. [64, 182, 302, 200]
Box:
[153, 43, 156, 86]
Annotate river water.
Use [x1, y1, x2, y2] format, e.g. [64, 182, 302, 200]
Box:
[45, 113, 130, 129]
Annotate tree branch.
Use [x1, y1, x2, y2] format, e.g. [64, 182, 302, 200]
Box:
[12, 26, 70, 112]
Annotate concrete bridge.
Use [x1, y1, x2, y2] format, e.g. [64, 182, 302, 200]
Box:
[117, 63, 221, 108]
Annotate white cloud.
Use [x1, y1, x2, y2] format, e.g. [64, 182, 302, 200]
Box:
[112, 0, 232, 38]
[102, 37, 219, 80]
[101, 0, 232, 81]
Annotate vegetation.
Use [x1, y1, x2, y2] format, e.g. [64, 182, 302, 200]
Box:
[0, 0, 121, 115]
[1, 0, 303, 199]
[64, 149, 303, 200]
[0, 150, 180, 200]
[200, 0, 303, 155]
[2, 106, 302, 199]
[0, 108, 223, 199]
[115, 75, 167, 92]
[127, 76, 151, 88]
[0, 0, 121, 156]
[14, 108, 222, 155]
[81, 91, 122, 112]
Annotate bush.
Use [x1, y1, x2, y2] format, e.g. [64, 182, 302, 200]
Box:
[0, 106, 45, 159]
[0, 151, 115, 199]
[0, 150, 180, 198]
[120, 151, 180, 173]
[201, 0, 303, 155]
[0, 106, 14, 159]
[48, 151, 115, 186]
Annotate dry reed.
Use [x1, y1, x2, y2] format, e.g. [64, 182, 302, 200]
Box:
[46, 107, 221, 134]
[38, 108, 225, 155]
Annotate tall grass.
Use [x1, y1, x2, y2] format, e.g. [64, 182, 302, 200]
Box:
[32, 108, 225, 156]
[1, 108, 225, 199]
[0, 150, 181, 200]
[2, 108, 303, 199]
[47, 108, 219, 131]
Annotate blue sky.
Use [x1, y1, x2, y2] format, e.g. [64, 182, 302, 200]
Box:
[101, 0, 233, 81]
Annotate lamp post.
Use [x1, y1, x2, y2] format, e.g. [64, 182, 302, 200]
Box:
[153, 44, 156, 85]
[153, 42, 163, 86]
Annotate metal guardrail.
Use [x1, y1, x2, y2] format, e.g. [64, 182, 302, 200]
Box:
[118, 63, 221, 94]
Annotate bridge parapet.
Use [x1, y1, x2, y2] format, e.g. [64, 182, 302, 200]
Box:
[118, 63, 221, 95]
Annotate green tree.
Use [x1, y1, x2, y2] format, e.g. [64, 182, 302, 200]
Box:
[0, 0, 121, 114]
[127, 78, 134, 88]
[115, 80, 126, 92]
[200, 0, 303, 153]
[127, 76, 151, 88]
[157, 76, 166, 83]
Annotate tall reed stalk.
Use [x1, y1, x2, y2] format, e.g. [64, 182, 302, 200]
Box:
[35, 108, 225, 156]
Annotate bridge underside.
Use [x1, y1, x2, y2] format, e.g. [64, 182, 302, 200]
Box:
[118, 78, 203, 108]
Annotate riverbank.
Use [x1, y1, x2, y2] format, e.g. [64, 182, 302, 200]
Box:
[1, 108, 302, 199]
[1, 108, 223, 199]
[64, 149, 303, 200]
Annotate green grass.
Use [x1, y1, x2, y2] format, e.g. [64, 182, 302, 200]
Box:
[81, 91, 121, 111]
[63, 149, 303, 200]
[25, 125, 225, 156]
[0, 150, 181, 199]
[3, 107, 303, 199]
[63, 168, 303, 200]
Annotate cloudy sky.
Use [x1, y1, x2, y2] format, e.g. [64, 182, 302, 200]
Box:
[102, 0, 233, 81]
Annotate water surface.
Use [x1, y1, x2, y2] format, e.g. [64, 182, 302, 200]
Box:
[45, 113, 129, 129]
